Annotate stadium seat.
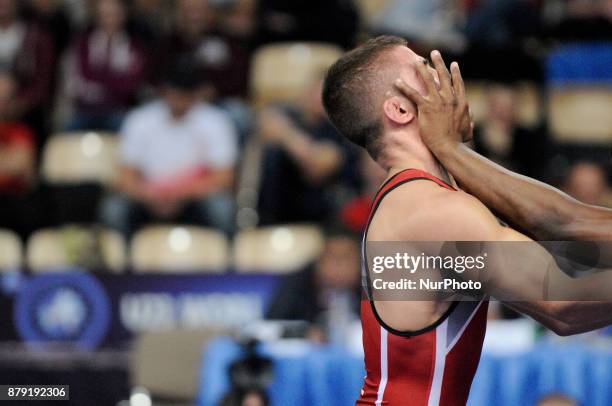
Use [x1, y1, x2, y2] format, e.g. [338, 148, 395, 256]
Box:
[515, 82, 542, 128]
[355, 0, 388, 25]
[26, 227, 126, 272]
[41, 132, 119, 224]
[0, 229, 23, 270]
[233, 224, 324, 273]
[41, 131, 118, 185]
[547, 87, 612, 143]
[130, 226, 229, 273]
[464, 81, 487, 124]
[547, 42, 612, 85]
[250, 42, 343, 107]
[131, 328, 226, 403]
[465, 81, 542, 127]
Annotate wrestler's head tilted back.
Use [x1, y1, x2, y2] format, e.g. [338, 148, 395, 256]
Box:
[322, 35, 472, 176]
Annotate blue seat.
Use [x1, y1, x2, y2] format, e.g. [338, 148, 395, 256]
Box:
[547, 42, 612, 84]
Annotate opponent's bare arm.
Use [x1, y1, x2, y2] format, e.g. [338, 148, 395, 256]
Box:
[431, 143, 612, 241]
[394, 50, 612, 242]
[369, 182, 612, 336]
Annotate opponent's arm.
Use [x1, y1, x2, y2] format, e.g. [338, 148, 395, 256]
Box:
[432, 134, 612, 242]
[403, 189, 612, 336]
[394, 50, 612, 242]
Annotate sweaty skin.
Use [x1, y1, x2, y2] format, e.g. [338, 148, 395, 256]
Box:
[394, 51, 612, 247]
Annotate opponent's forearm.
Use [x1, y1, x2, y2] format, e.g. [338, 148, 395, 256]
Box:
[508, 301, 612, 336]
[434, 142, 612, 240]
[556, 301, 612, 334]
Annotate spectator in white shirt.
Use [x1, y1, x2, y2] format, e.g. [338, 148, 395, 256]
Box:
[100, 61, 237, 236]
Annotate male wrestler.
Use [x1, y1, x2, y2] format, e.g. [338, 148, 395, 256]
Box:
[322, 36, 612, 405]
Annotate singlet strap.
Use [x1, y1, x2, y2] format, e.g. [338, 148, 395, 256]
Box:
[367, 168, 456, 226]
[363, 168, 458, 338]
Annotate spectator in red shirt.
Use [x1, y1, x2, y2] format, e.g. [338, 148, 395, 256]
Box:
[64, 0, 148, 131]
[0, 71, 38, 239]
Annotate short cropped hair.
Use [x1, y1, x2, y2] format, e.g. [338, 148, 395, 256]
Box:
[322, 35, 407, 159]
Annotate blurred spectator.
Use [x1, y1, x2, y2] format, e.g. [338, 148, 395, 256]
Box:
[256, 76, 360, 225]
[456, 1, 543, 81]
[214, 0, 256, 40]
[0, 0, 54, 145]
[372, 0, 466, 51]
[547, 0, 612, 41]
[157, 0, 253, 100]
[266, 228, 361, 342]
[256, 0, 359, 49]
[463, 0, 542, 48]
[563, 161, 612, 207]
[0, 71, 38, 239]
[128, 0, 171, 44]
[24, 0, 73, 56]
[64, 0, 148, 131]
[472, 83, 550, 178]
[536, 393, 578, 406]
[63, 0, 90, 28]
[99, 62, 238, 237]
[339, 151, 386, 233]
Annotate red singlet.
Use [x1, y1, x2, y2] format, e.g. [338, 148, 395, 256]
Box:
[357, 169, 488, 406]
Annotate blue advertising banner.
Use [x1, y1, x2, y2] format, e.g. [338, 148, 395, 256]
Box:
[0, 270, 281, 349]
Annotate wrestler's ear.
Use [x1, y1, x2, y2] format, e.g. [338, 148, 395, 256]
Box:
[383, 96, 415, 125]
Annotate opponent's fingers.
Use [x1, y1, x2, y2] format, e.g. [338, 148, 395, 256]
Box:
[430, 50, 453, 98]
[413, 57, 438, 98]
[450, 62, 466, 100]
[394, 78, 426, 106]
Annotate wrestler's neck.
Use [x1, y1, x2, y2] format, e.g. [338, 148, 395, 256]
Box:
[378, 129, 455, 187]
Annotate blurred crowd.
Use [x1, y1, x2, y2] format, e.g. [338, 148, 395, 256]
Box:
[0, 2, 609, 405]
[0, 0, 610, 243]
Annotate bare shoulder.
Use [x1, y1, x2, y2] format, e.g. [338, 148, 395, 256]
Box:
[368, 179, 502, 241]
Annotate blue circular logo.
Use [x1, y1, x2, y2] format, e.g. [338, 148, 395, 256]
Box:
[14, 271, 111, 349]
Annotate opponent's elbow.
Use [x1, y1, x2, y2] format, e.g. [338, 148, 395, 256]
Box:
[547, 319, 581, 337]
[545, 301, 585, 336]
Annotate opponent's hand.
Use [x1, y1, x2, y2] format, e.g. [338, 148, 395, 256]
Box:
[394, 50, 473, 151]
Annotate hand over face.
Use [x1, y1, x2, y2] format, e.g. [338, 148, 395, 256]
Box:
[394, 51, 473, 151]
